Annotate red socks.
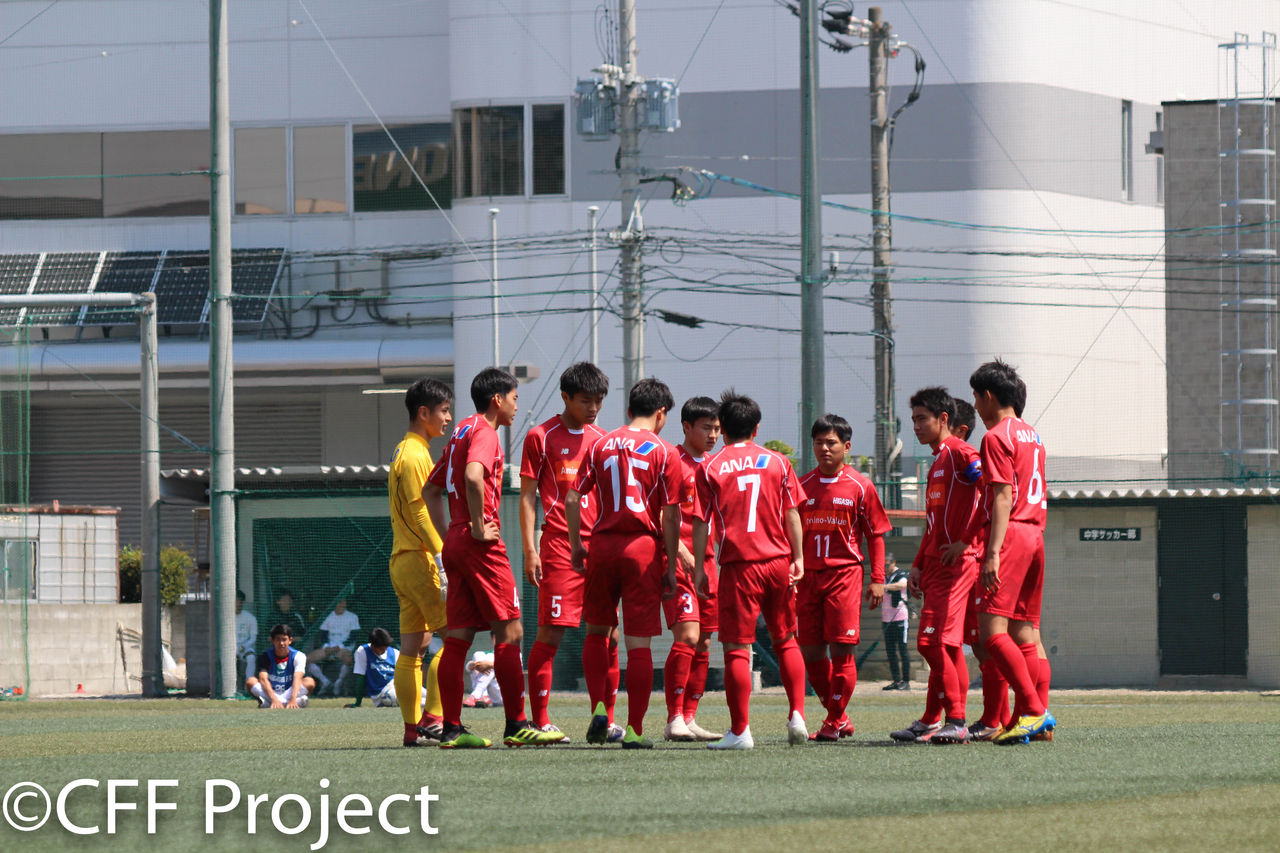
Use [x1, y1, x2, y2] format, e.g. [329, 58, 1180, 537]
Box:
[804, 654, 833, 709]
[493, 643, 527, 723]
[1036, 653, 1051, 710]
[826, 651, 857, 723]
[985, 634, 1045, 717]
[526, 640, 557, 728]
[606, 641, 621, 724]
[945, 644, 969, 721]
[685, 650, 710, 720]
[723, 648, 752, 735]
[583, 633, 609, 714]
[439, 637, 470, 726]
[918, 642, 947, 725]
[979, 657, 1010, 728]
[625, 647, 653, 733]
[773, 637, 807, 717]
[664, 642, 695, 719]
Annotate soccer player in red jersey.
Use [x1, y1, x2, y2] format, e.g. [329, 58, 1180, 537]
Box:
[691, 391, 809, 749]
[662, 396, 723, 743]
[798, 414, 891, 742]
[424, 368, 566, 749]
[969, 359, 1055, 744]
[519, 362, 612, 741]
[891, 388, 983, 744]
[567, 378, 683, 749]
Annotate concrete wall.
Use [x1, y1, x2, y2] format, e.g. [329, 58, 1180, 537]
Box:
[0, 602, 176, 696]
[1247, 505, 1280, 687]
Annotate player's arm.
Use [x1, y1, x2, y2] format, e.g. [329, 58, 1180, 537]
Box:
[661, 502, 681, 599]
[286, 653, 306, 709]
[982, 483, 1013, 591]
[464, 461, 500, 542]
[864, 533, 885, 609]
[519, 476, 543, 585]
[401, 461, 443, 555]
[424, 481, 448, 542]
[345, 647, 367, 708]
[691, 518, 710, 597]
[785, 506, 804, 585]
[566, 489, 587, 573]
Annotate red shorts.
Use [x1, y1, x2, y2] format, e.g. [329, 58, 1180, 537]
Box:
[537, 534, 584, 627]
[796, 566, 863, 645]
[717, 557, 797, 645]
[917, 554, 978, 648]
[582, 532, 664, 638]
[978, 521, 1044, 623]
[662, 563, 718, 631]
[442, 526, 521, 630]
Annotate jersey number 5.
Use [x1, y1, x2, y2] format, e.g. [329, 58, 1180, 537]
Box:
[604, 455, 650, 514]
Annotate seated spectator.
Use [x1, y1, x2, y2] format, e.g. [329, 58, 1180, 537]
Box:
[235, 590, 258, 682]
[345, 627, 429, 709]
[245, 624, 316, 709]
[307, 598, 361, 696]
[463, 644, 503, 709]
[267, 589, 307, 640]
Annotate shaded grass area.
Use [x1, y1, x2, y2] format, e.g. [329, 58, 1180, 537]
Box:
[1, 692, 1278, 851]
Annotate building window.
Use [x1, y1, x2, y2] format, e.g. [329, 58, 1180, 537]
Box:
[293, 125, 347, 214]
[1154, 110, 1164, 205]
[532, 104, 566, 196]
[234, 127, 287, 215]
[0, 133, 101, 219]
[454, 106, 525, 198]
[1121, 99, 1134, 202]
[104, 130, 209, 218]
[1, 539, 36, 600]
[353, 123, 451, 211]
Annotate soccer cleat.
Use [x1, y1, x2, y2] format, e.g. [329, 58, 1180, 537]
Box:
[1031, 728, 1054, 742]
[536, 723, 571, 744]
[504, 721, 567, 747]
[684, 719, 723, 742]
[296, 695, 308, 708]
[586, 701, 611, 745]
[994, 711, 1055, 745]
[890, 719, 942, 743]
[416, 721, 444, 741]
[403, 736, 435, 747]
[932, 722, 971, 744]
[967, 721, 1004, 742]
[606, 723, 626, 742]
[895, 681, 912, 691]
[664, 715, 695, 741]
[621, 725, 654, 749]
[474, 698, 492, 709]
[787, 710, 809, 745]
[707, 727, 755, 750]
[809, 720, 842, 742]
[882, 681, 900, 691]
[462, 695, 477, 707]
[837, 716, 855, 738]
[438, 724, 491, 749]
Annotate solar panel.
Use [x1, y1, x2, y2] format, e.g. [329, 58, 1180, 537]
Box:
[83, 251, 161, 325]
[26, 252, 100, 325]
[0, 254, 40, 324]
[231, 248, 284, 323]
[153, 252, 210, 324]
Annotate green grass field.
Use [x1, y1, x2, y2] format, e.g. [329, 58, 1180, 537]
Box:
[1, 690, 1278, 852]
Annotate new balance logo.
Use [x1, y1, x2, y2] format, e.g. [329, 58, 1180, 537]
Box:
[933, 470, 944, 478]
[923, 626, 936, 634]
[538, 690, 549, 697]
[561, 448, 570, 455]
[844, 628, 857, 636]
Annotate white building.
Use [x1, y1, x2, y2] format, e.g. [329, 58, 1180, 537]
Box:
[0, 1, 1274, 546]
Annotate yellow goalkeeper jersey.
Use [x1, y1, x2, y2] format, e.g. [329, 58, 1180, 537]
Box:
[389, 431, 444, 557]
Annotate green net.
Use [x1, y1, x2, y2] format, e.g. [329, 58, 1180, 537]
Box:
[0, 322, 31, 699]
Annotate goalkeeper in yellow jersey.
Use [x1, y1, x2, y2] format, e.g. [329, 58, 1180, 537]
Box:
[388, 377, 454, 746]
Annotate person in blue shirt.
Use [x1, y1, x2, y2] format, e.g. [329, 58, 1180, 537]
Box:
[246, 624, 316, 709]
[345, 627, 417, 708]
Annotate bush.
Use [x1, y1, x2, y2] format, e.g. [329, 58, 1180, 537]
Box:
[119, 544, 194, 606]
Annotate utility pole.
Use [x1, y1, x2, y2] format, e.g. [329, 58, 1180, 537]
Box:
[799, 0, 824, 473]
[208, 0, 238, 698]
[868, 6, 897, 502]
[588, 205, 600, 364]
[618, 0, 644, 399]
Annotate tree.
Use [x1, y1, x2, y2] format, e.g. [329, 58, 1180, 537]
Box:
[119, 545, 195, 606]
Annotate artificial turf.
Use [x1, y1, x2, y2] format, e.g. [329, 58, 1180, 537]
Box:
[1, 690, 1277, 852]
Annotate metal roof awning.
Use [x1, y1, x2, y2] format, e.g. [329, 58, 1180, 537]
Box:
[161, 464, 391, 504]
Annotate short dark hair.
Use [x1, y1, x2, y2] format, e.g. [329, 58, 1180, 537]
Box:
[909, 386, 956, 423]
[718, 389, 762, 442]
[970, 359, 1026, 413]
[681, 395, 719, 425]
[560, 362, 609, 398]
[405, 377, 453, 421]
[953, 400, 976, 438]
[810, 413, 852, 444]
[269, 623, 293, 639]
[235, 589, 245, 602]
[470, 367, 519, 411]
[628, 377, 675, 418]
[275, 589, 293, 604]
[368, 627, 393, 648]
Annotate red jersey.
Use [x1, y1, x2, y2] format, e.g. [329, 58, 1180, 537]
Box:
[695, 441, 805, 565]
[520, 416, 607, 542]
[798, 465, 891, 579]
[572, 426, 682, 537]
[918, 435, 984, 560]
[979, 415, 1047, 529]
[427, 413, 503, 531]
[677, 445, 716, 564]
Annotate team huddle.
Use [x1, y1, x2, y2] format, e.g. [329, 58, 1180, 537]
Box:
[361, 356, 1054, 750]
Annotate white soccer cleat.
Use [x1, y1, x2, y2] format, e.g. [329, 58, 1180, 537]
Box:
[296, 695, 309, 708]
[684, 718, 723, 742]
[786, 710, 808, 745]
[664, 714, 695, 741]
[707, 727, 754, 750]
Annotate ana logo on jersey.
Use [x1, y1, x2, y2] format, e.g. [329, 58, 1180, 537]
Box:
[453, 424, 473, 440]
[1015, 428, 1041, 445]
[718, 454, 771, 475]
[602, 436, 656, 454]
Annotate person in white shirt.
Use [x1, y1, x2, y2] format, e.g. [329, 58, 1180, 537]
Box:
[307, 598, 361, 696]
[235, 590, 259, 682]
[463, 647, 504, 708]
